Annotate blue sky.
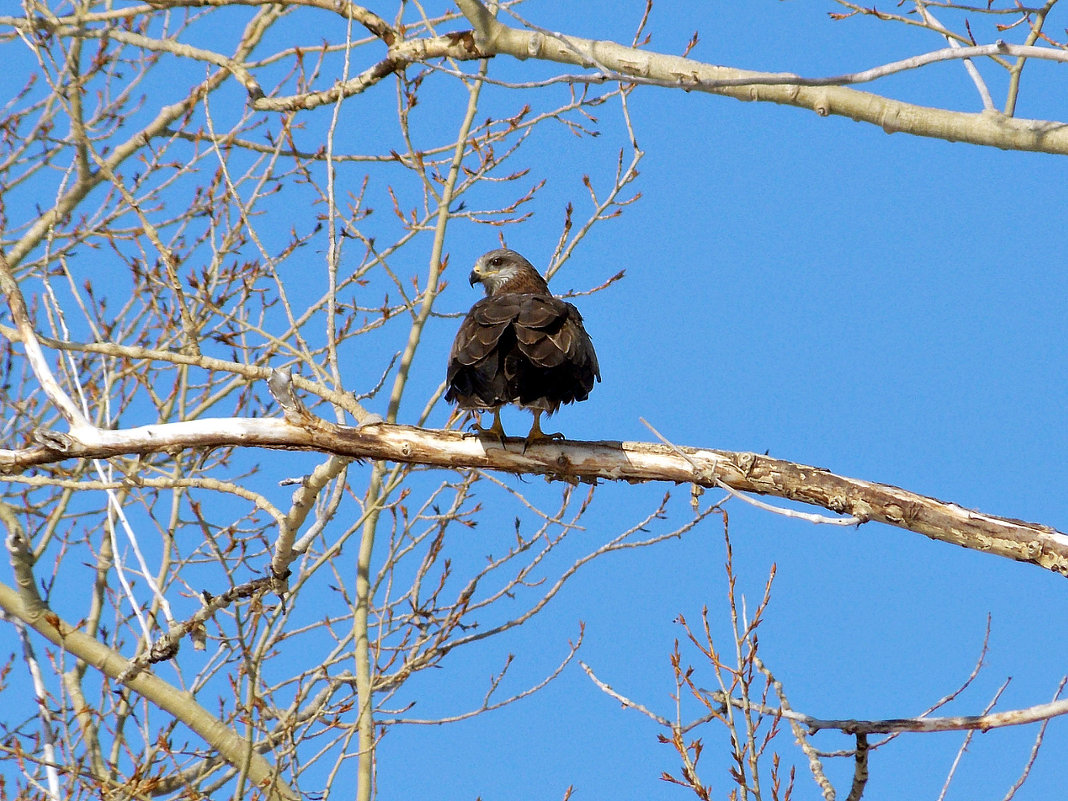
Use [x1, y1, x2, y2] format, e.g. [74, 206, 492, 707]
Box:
[4, 2, 1068, 800]
[374, 3, 1068, 799]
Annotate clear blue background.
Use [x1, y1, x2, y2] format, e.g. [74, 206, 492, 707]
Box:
[376, 4, 1068, 800]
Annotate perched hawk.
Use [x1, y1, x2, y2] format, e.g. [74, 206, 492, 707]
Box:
[445, 249, 600, 445]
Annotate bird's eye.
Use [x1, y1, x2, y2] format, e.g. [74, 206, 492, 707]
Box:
[489, 257, 503, 267]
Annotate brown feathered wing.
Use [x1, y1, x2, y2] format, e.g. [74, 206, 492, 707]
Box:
[445, 293, 599, 413]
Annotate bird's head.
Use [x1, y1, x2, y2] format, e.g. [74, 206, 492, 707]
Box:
[469, 249, 549, 296]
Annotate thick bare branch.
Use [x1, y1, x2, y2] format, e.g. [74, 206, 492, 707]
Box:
[3, 396, 1066, 576]
[455, 0, 1068, 154]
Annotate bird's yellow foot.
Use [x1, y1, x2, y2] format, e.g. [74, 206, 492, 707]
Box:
[523, 413, 564, 450]
[473, 410, 508, 445]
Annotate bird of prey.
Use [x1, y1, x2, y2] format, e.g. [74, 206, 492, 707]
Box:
[445, 248, 600, 446]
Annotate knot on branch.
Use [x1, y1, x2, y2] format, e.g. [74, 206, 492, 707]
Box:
[32, 428, 73, 452]
[444, 29, 480, 55]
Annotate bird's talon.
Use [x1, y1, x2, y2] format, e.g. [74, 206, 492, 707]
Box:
[524, 431, 563, 447]
[523, 411, 565, 449]
[474, 426, 506, 446]
[523, 434, 563, 452]
[471, 409, 508, 446]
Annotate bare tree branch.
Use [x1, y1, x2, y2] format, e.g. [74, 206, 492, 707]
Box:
[3, 378, 1066, 576]
[456, 0, 1068, 154]
[714, 688, 1068, 736]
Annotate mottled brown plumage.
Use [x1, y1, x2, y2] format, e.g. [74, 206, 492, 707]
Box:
[445, 249, 600, 444]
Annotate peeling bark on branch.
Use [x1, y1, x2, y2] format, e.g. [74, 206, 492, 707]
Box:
[3, 397, 1066, 576]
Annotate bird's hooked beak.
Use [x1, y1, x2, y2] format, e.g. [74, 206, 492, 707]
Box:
[472, 257, 491, 288]
[469, 256, 488, 287]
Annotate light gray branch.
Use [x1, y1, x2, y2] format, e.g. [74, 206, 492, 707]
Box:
[2, 370, 1066, 577]
[455, 0, 1068, 155]
[726, 690, 1068, 736]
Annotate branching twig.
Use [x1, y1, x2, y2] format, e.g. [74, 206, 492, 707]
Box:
[455, 0, 1068, 155]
